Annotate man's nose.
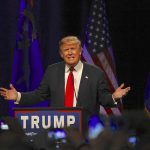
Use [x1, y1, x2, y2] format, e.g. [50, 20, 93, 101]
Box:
[68, 49, 73, 54]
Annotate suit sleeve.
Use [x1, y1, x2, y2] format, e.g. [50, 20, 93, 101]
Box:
[19, 66, 51, 106]
[97, 71, 115, 107]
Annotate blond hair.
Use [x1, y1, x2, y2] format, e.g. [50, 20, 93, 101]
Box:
[59, 36, 81, 49]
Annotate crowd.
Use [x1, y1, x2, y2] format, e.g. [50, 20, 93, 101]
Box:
[0, 110, 150, 150]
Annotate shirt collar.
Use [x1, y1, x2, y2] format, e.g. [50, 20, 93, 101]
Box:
[65, 60, 83, 73]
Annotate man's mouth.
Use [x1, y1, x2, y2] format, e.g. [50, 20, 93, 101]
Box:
[67, 57, 75, 60]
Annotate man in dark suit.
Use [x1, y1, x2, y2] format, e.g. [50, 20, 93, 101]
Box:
[0, 35, 130, 115]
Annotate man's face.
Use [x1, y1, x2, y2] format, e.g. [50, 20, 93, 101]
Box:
[60, 42, 82, 66]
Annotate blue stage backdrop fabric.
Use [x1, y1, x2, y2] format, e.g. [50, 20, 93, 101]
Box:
[10, 0, 46, 116]
[145, 72, 150, 112]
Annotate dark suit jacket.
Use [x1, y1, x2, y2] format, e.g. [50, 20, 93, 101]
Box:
[20, 61, 115, 114]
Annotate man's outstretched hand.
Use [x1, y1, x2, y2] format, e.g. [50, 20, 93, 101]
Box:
[0, 84, 18, 101]
[112, 83, 131, 101]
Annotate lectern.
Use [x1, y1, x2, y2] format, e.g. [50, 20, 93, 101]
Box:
[14, 107, 83, 136]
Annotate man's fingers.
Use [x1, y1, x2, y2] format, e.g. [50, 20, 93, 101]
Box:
[0, 92, 8, 99]
[125, 87, 131, 93]
[0, 91, 6, 96]
[127, 87, 131, 91]
[4, 96, 9, 100]
[10, 84, 14, 89]
[119, 83, 124, 89]
[122, 87, 131, 97]
[1, 93, 6, 97]
[0, 88, 8, 92]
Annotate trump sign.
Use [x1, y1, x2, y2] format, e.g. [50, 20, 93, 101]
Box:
[14, 107, 82, 136]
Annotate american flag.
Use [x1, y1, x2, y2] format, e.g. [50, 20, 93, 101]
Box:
[83, 0, 121, 116]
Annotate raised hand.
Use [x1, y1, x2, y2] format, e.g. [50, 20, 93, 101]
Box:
[112, 83, 131, 100]
[0, 84, 18, 101]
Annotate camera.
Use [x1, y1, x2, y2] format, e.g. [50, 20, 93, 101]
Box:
[45, 128, 67, 149]
[47, 128, 67, 140]
[0, 120, 9, 132]
[128, 136, 137, 145]
[88, 115, 104, 139]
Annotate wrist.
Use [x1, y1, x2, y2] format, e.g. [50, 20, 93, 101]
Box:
[14, 92, 18, 101]
[112, 94, 118, 105]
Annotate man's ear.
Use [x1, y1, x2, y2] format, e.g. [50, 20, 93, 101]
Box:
[80, 47, 82, 55]
[59, 51, 63, 58]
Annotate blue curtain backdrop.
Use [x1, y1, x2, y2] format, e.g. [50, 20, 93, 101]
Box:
[0, 0, 150, 116]
[145, 72, 150, 112]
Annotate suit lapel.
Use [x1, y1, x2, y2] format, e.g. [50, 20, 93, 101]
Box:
[77, 63, 89, 106]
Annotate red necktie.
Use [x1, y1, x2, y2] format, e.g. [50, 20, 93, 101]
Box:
[65, 67, 74, 107]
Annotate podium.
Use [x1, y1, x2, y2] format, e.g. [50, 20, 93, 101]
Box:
[14, 107, 83, 136]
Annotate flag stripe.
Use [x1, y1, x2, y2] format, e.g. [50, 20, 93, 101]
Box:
[82, 45, 121, 116]
[83, 0, 122, 116]
[96, 52, 118, 89]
